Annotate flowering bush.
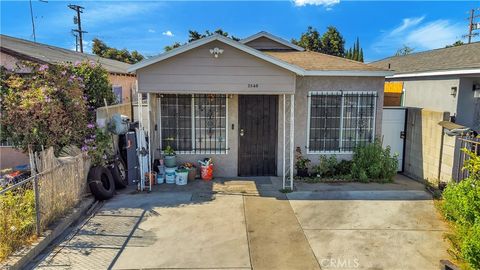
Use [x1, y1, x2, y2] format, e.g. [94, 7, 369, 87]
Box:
[1, 63, 88, 153]
[70, 60, 115, 110]
[83, 127, 113, 166]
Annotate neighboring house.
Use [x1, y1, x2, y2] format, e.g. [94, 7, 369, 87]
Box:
[371, 42, 480, 130]
[371, 43, 480, 184]
[0, 34, 136, 169]
[0, 34, 135, 104]
[128, 31, 391, 185]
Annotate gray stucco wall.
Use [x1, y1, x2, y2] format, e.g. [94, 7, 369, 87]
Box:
[294, 76, 385, 165]
[150, 76, 385, 178]
[394, 77, 460, 116]
[457, 77, 479, 128]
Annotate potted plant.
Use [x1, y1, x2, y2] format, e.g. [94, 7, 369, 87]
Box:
[163, 145, 176, 168]
[295, 147, 310, 177]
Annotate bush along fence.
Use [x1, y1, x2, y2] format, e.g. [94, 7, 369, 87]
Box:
[0, 152, 89, 261]
[440, 136, 480, 270]
[454, 136, 480, 182]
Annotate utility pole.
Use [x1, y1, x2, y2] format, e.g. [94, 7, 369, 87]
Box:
[68, 4, 87, 52]
[71, 30, 78, 52]
[465, 8, 480, 43]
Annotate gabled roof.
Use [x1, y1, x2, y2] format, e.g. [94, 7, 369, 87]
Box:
[370, 42, 480, 77]
[129, 33, 392, 77]
[0, 34, 131, 74]
[128, 34, 305, 74]
[240, 31, 305, 51]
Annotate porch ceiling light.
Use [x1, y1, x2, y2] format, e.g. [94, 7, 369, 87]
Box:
[209, 47, 224, 58]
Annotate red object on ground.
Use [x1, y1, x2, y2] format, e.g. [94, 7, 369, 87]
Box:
[200, 164, 213, 181]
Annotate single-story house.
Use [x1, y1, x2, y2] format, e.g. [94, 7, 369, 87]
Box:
[0, 34, 135, 169]
[128, 31, 391, 188]
[0, 34, 135, 104]
[371, 42, 480, 130]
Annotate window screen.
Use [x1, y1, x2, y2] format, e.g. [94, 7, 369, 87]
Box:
[308, 91, 377, 153]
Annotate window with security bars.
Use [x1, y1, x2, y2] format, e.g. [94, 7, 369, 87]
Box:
[307, 91, 377, 153]
[159, 94, 227, 154]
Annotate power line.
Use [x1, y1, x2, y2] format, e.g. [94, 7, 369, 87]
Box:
[68, 4, 87, 52]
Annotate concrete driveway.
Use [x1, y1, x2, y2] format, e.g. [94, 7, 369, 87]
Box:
[31, 175, 450, 270]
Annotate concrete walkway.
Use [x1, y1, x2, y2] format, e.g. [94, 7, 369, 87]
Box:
[30, 175, 450, 270]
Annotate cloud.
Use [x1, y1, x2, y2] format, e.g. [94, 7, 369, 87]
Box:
[148, 29, 156, 33]
[162, 30, 174, 37]
[372, 16, 464, 56]
[293, 0, 340, 7]
[390, 16, 424, 35]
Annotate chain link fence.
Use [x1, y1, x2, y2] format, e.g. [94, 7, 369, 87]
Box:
[0, 153, 89, 261]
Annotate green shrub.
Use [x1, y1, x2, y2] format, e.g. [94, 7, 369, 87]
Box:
[350, 140, 398, 182]
[441, 150, 480, 269]
[313, 155, 337, 177]
[0, 188, 36, 261]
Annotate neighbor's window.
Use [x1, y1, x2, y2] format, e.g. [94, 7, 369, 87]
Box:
[112, 85, 123, 103]
[160, 94, 227, 154]
[307, 91, 377, 153]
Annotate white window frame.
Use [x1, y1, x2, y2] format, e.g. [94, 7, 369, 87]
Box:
[158, 94, 229, 155]
[306, 90, 377, 154]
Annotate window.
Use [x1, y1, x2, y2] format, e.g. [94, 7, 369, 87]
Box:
[112, 85, 122, 103]
[159, 94, 227, 154]
[307, 91, 377, 153]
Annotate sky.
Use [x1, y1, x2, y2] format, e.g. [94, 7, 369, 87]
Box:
[0, 0, 478, 62]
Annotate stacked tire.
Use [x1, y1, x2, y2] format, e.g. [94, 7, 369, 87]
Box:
[87, 158, 128, 201]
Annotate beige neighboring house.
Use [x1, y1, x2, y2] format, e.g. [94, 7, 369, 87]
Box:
[128, 31, 391, 187]
[0, 34, 136, 169]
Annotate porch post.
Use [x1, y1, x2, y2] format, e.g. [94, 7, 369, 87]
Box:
[137, 91, 145, 191]
[290, 94, 294, 190]
[147, 93, 152, 191]
[282, 94, 286, 189]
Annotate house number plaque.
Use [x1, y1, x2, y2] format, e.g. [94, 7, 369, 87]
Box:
[248, 83, 259, 88]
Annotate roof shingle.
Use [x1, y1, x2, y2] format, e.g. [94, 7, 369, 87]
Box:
[0, 34, 131, 74]
[370, 42, 480, 74]
[265, 51, 386, 71]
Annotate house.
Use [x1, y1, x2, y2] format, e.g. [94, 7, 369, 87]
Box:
[0, 34, 135, 169]
[128, 32, 391, 187]
[0, 34, 135, 104]
[371, 43, 480, 184]
[371, 42, 480, 129]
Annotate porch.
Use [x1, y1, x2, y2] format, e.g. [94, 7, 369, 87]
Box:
[137, 93, 296, 190]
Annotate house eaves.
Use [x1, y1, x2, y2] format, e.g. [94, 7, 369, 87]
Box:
[387, 68, 480, 79]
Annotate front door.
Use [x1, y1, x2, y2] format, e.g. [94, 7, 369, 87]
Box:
[238, 95, 278, 176]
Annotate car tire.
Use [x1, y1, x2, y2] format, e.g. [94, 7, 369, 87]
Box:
[88, 166, 115, 200]
[109, 158, 128, 189]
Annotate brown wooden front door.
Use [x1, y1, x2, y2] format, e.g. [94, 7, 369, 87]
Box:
[238, 95, 278, 176]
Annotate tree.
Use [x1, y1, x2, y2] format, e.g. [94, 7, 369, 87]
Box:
[291, 26, 322, 52]
[395, 45, 414, 56]
[345, 37, 364, 62]
[92, 38, 144, 64]
[166, 29, 239, 52]
[446, 40, 465, 48]
[320, 26, 345, 57]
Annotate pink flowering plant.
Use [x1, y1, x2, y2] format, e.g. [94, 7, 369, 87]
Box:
[1, 63, 88, 153]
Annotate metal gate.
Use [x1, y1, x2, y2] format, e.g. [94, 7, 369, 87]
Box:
[381, 107, 406, 171]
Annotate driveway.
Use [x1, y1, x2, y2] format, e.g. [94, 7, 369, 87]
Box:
[31, 175, 449, 270]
